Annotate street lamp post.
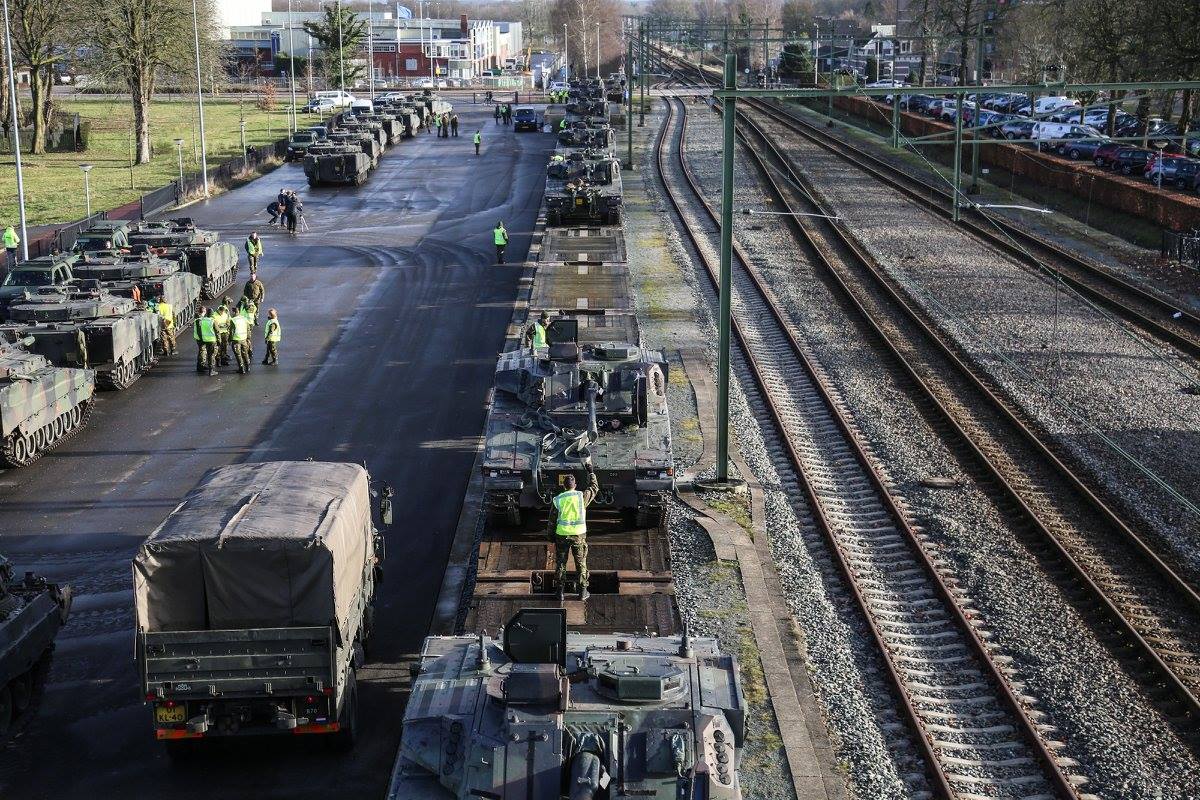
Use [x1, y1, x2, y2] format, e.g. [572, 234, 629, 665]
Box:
[1, 0, 27, 259]
[813, 22, 818, 85]
[367, 0, 374, 100]
[173, 138, 185, 189]
[288, 0, 297, 133]
[79, 164, 93, 219]
[596, 22, 601, 80]
[564, 23, 568, 81]
[240, 120, 247, 169]
[190, 0, 209, 197]
[336, 0, 346, 94]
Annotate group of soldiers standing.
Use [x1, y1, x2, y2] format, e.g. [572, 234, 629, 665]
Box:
[154, 232, 282, 377]
[433, 112, 460, 137]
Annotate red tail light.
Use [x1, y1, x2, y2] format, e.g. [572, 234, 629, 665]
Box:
[322, 687, 334, 696]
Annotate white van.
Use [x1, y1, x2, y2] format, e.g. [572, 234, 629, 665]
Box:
[1032, 121, 1103, 151]
[350, 99, 374, 115]
[1032, 96, 1078, 116]
[312, 90, 356, 108]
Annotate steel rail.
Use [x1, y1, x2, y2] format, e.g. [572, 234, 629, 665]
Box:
[656, 93, 1081, 799]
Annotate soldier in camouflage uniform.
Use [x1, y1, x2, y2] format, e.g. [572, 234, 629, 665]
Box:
[212, 301, 232, 367]
[546, 462, 600, 602]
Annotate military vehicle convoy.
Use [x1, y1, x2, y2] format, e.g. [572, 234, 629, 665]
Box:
[133, 461, 392, 753]
[126, 219, 240, 300]
[387, 608, 746, 800]
[305, 141, 373, 187]
[286, 129, 322, 161]
[70, 220, 132, 254]
[0, 255, 77, 319]
[329, 129, 383, 167]
[70, 247, 202, 330]
[558, 121, 617, 151]
[0, 334, 95, 467]
[1, 282, 160, 390]
[0, 552, 72, 739]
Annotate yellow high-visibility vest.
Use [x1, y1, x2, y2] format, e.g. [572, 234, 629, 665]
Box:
[553, 490, 586, 536]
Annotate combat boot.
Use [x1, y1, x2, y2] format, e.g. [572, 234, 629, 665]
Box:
[579, 588, 590, 601]
[556, 585, 565, 603]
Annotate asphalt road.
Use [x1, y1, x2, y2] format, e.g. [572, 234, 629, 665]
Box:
[0, 110, 553, 799]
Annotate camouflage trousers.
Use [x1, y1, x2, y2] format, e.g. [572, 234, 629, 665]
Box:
[263, 341, 279, 365]
[215, 332, 231, 365]
[232, 340, 250, 372]
[161, 322, 176, 355]
[554, 535, 588, 591]
[196, 341, 216, 373]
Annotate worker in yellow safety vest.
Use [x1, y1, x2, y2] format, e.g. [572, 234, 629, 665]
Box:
[262, 308, 281, 365]
[156, 298, 176, 355]
[546, 461, 600, 601]
[525, 311, 549, 350]
[230, 309, 251, 374]
[192, 307, 217, 376]
[493, 221, 509, 264]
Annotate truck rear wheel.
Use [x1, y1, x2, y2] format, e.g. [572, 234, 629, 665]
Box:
[329, 672, 358, 753]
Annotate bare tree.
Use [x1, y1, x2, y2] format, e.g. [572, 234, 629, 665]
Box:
[85, 0, 219, 164]
[8, 1, 70, 154]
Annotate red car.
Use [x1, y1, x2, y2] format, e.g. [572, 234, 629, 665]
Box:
[1092, 142, 1124, 168]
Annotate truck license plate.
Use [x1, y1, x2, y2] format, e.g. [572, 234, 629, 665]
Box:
[575, 198, 584, 206]
[155, 705, 186, 724]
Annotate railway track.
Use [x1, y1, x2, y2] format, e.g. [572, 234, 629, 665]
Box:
[653, 45, 1200, 364]
[657, 93, 1083, 799]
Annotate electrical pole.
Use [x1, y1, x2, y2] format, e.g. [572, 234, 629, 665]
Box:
[625, 22, 634, 170]
[191, 0, 209, 197]
[638, 19, 645, 127]
[716, 54, 736, 483]
[337, 0, 346, 94]
[1, 0, 26, 259]
[287, 0, 297, 133]
[969, 14, 985, 193]
[367, 0, 374, 100]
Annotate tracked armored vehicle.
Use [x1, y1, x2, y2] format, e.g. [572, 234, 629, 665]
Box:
[0, 552, 72, 740]
[545, 158, 623, 227]
[358, 113, 404, 145]
[304, 142, 372, 187]
[387, 608, 745, 800]
[482, 321, 672, 527]
[411, 90, 452, 118]
[3, 282, 159, 390]
[558, 122, 616, 151]
[0, 334, 94, 467]
[340, 118, 388, 150]
[329, 129, 382, 167]
[566, 97, 607, 118]
[70, 248, 201, 330]
[0, 255, 78, 319]
[126, 219, 240, 300]
[70, 220, 133, 255]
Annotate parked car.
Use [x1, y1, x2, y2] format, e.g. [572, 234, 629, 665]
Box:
[1111, 147, 1154, 175]
[999, 118, 1036, 140]
[303, 98, 336, 114]
[1170, 159, 1200, 191]
[940, 100, 975, 122]
[903, 94, 937, 113]
[1032, 122, 1105, 153]
[1055, 129, 1110, 160]
[1145, 155, 1197, 185]
[513, 107, 540, 132]
[1032, 95, 1079, 116]
[1092, 142, 1125, 168]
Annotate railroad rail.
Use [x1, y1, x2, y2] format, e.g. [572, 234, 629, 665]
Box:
[657, 92, 1083, 798]
[651, 44, 1200, 363]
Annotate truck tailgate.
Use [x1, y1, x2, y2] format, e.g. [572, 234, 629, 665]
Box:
[140, 626, 336, 698]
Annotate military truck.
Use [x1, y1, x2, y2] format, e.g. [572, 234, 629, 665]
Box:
[126, 219, 240, 300]
[0, 552, 72, 740]
[70, 247, 202, 330]
[328, 129, 381, 167]
[133, 461, 393, 754]
[386, 608, 746, 799]
[3, 282, 160, 390]
[304, 143, 373, 187]
[482, 321, 672, 527]
[0, 334, 95, 467]
[286, 130, 322, 161]
[70, 220, 133, 255]
[0, 256, 77, 320]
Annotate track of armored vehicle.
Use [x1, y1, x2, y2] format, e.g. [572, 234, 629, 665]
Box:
[0, 552, 72, 740]
[0, 335, 95, 467]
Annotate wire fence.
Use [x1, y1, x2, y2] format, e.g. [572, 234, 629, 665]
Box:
[1162, 229, 1200, 269]
[25, 135, 292, 260]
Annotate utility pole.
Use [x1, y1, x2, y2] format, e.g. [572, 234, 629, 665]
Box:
[337, 0, 346, 94]
[952, 93, 964, 222]
[287, 0, 297, 133]
[190, 0, 209, 197]
[1, 0, 26, 259]
[367, 0, 374, 101]
[969, 13, 985, 193]
[626, 24, 634, 170]
[638, 19, 645, 127]
[715, 54, 736, 483]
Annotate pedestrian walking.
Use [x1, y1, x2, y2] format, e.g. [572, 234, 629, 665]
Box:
[450, 113, 459, 137]
[245, 232, 263, 271]
[193, 307, 217, 376]
[155, 297, 177, 356]
[263, 308, 282, 365]
[474, 130, 481, 155]
[494, 104, 501, 124]
[547, 462, 600, 601]
[503, 104, 512, 125]
[230, 310, 251, 374]
[493, 220, 508, 264]
[3, 225, 18, 270]
[212, 301, 232, 367]
[434, 114, 443, 137]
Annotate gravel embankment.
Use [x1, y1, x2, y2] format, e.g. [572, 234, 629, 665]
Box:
[678, 101, 1200, 797]
[745, 109, 1200, 578]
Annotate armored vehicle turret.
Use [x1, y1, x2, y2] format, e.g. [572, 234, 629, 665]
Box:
[411, 90, 452, 117]
[126, 219, 240, 300]
[340, 118, 388, 149]
[304, 143, 372, 187]
[0, 255, 77, 319]
[358, 113, 404, 145]
[70, 220, 133, 255]
[482, 321, 672, 527]
[70, 248, 202, 330]
[328, 129, 382, 167]
[3, 282, 160, 390]
[0, 334, 95, 467]
[387, 608, 745, 800]
[545, 157, 623, 227]
[566, 97, 607, 118]
[0, 552, 72, 741]
[558, 122, 616, 151]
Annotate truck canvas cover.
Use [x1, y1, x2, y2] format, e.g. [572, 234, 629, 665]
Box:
[133, 461, 371, 642]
